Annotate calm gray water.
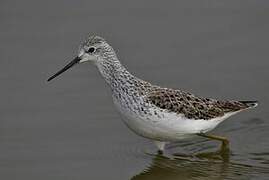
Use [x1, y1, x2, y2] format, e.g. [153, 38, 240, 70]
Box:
[1, 0, 269, 179]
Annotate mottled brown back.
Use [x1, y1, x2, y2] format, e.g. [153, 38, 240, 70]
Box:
[147, 88, 252, 120]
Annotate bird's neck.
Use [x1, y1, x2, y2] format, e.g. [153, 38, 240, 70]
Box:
[96, 58, 147, 95]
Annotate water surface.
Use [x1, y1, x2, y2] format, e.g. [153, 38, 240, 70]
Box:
[1, 0, 269, 179]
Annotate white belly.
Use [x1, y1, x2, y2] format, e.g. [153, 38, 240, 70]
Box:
[113, 97, 236, 142]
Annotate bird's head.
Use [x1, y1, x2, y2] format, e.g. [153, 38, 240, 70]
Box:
[48, 35, 117, 81]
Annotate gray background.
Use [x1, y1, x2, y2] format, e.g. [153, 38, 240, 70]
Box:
[1, 0, 269, 179]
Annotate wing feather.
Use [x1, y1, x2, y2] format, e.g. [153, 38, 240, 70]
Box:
[146, 88, 250, 120]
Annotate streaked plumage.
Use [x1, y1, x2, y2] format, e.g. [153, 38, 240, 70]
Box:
[48, 35, 258, 152]
[147, 88, 257, 120]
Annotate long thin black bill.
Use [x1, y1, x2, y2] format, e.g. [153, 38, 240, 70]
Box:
[47, 57, 80, 82]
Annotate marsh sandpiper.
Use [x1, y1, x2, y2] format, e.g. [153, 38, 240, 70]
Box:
[48, 35, 258, 153]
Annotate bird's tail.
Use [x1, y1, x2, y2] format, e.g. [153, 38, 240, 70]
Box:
[239, 101, 259, 108]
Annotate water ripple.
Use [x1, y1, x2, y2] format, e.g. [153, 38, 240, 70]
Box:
[132, 150, 269, 180]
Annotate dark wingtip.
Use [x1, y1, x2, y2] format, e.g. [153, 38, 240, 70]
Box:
[239, 101, 259, 108]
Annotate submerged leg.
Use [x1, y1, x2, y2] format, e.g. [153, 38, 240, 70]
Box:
[154, 141, 166, 154]
[197, 133, 230, 151]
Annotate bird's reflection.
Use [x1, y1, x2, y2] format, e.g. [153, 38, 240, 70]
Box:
[132, 147, 261, 180]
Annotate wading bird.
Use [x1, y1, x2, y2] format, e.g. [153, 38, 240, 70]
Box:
[48, 35, 258, 153]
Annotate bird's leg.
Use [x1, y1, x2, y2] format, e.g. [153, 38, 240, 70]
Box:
[197, 133, 230, 151]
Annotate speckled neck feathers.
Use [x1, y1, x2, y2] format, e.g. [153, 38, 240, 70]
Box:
[96, 54, 257, 121]
[87, 36, 258, 121]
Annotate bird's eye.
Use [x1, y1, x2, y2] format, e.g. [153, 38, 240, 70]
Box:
[87, 47, 95, 53]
